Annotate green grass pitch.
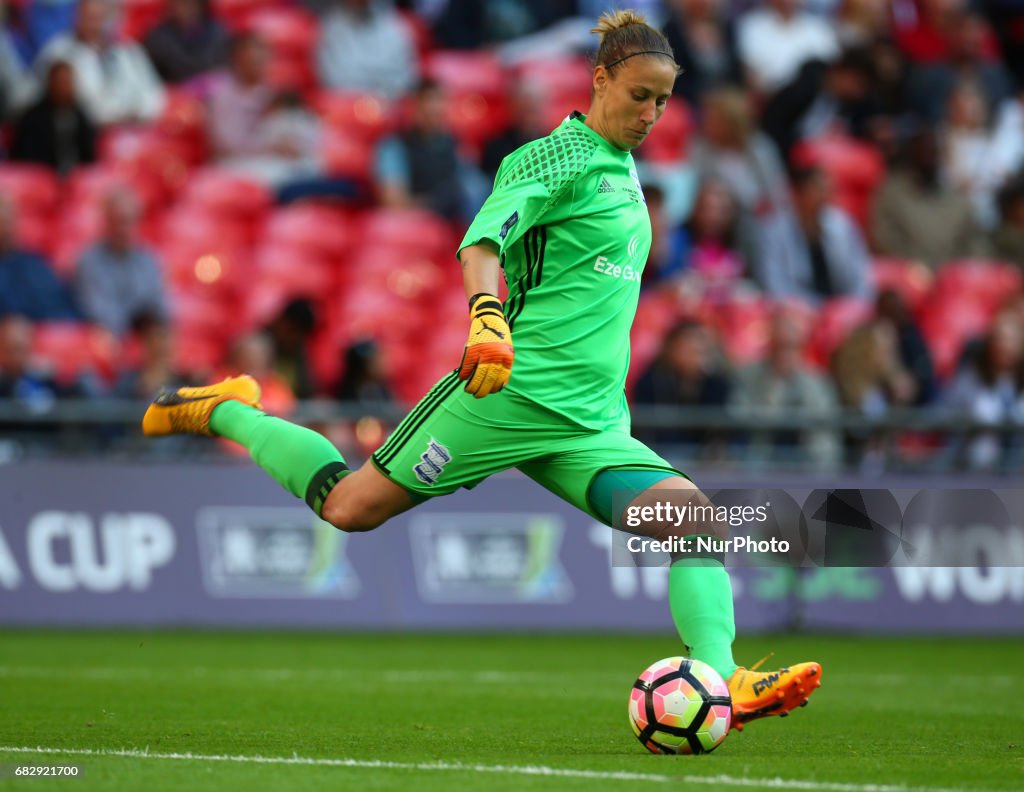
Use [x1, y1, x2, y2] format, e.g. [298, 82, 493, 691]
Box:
[0, 631, 1021, 791]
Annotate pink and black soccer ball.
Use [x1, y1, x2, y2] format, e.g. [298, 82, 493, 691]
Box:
[628, 656, 732, 754]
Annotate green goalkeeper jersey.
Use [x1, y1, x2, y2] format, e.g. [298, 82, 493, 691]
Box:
[458, 112, 651, 432]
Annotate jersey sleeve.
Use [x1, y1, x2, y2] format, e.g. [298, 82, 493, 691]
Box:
[458, 127, 598, 259]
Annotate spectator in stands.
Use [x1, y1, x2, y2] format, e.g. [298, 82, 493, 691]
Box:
[661, 0, 742, 106]
[872, 129, 987, 267]
[691, 87, 801, 286]
[220, 89, 326, 190]
[632, 319, 732, 451]
[834, 0, 890, 48]
[113, 313, 185, 399]
[0, 3, 33, 119]
[73, 189, 168, 337]
[143, 0, 229, 84]
[336, 338, 393, 402]
[35, 0, 165, 126]
[11, 59, 95, 175]
[0, 195, 79, 321]
[906, 9, 1013, 125]
[374, 78, 472, 221]
[947, 312, 1024, 470]
[206, 33, 273, 159]
[991, 88, 1024, 190]
[992, 177, 1024, 267]
[832, 317, 917, 415]
[736, 0, 838, 97]
[16, 0, 77, 65]
[432, 0, 577, 50]
[941, 81, 1020, 230]
[316, 0, 417, 100]
[668, 179, 746, 298]
[642, 184, 688, 288]
[224, 332, 296, 417]
[0, 315, 62, 410]
[264, 298, 317, 399]
[874, 288, 937, 406]
[761, 47, 878, 160]
[756, 166, 873, 301]
[731, 310, 841, 469]
[959, 295, 1024, 375]
[480, 81, 548, 182]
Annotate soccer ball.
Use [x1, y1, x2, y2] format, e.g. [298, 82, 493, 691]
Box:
[628, 656, 732, 754]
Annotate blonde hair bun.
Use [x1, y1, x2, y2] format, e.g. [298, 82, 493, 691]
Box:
[591, 10, 648, 42]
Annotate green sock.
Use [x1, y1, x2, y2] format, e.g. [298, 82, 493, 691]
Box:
[210, 400, 349, 516]
[668, 556, 739, 680]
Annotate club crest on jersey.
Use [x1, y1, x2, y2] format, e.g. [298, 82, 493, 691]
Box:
[413, 439, 452, 485]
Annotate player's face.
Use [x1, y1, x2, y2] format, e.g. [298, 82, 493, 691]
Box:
[590, 57, 677, 151]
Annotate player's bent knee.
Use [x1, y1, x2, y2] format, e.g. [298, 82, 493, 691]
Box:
[321, 498, 383, 533]
[320, 483, 385, 533]
[632, 476, 730, 541]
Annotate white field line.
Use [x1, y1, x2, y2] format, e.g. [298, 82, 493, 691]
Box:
[0, 745, 992, 792]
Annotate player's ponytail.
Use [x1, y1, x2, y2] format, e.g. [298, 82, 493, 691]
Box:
[592, 9, 677, 75]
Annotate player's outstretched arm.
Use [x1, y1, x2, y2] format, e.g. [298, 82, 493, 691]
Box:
[457, 243, 513, 398]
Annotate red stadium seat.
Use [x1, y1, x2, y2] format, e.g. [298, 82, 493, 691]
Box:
[515, 58, 594, 98]
[921, 296, 994, 379]
[0, 164, 60, 219]
[314, 91, 397, 142]
[119, 0, 164, 40]
[180, 168, 273, 222]
[446, 90, 509, 153]
[160, 239, 249, 295]
[361, 208, 454, 260]
[871, 257, 934, 313]
[157, 89, 208, 164]
[352, 252, 445, 300]
[98, 128, 191, 203]
[253, 245, 335, 294]
[266, 56, 316, 92]
[791, 135, 884, 228]
[425, 50, 506, 95]
[32, 322, 118, 384]
[262, 205, 357, 260]
[321, 130, 375, 182]
[808, 296, 873, 367]
[51, 202, 105, 276]
[640, 100, 692, 164]
[159, 206, 249, 250]
[245, 6, 317, 56]
[212, 0, 274, 31]
[933, 259, 1023, 310]
[13, 213, 53, 256]
[67, 164, 161, 217]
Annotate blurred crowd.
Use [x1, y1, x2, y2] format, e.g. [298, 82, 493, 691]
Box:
[3, 0, 1024, 471]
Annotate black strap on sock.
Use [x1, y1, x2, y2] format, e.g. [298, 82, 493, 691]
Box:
[305, 461, 351, 517]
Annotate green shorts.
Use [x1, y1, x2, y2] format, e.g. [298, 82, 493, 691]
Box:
[370, 372, 681, 522]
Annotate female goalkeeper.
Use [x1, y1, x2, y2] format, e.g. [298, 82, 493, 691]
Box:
[144, 9, 820, 728]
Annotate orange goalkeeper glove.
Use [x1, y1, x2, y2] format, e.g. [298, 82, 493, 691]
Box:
[458, 293, 514, 398]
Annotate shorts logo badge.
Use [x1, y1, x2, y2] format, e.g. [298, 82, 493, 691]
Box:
[413, 439, 452, 485]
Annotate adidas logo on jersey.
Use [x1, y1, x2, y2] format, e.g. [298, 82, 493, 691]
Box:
[598, 177, 616, 194]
